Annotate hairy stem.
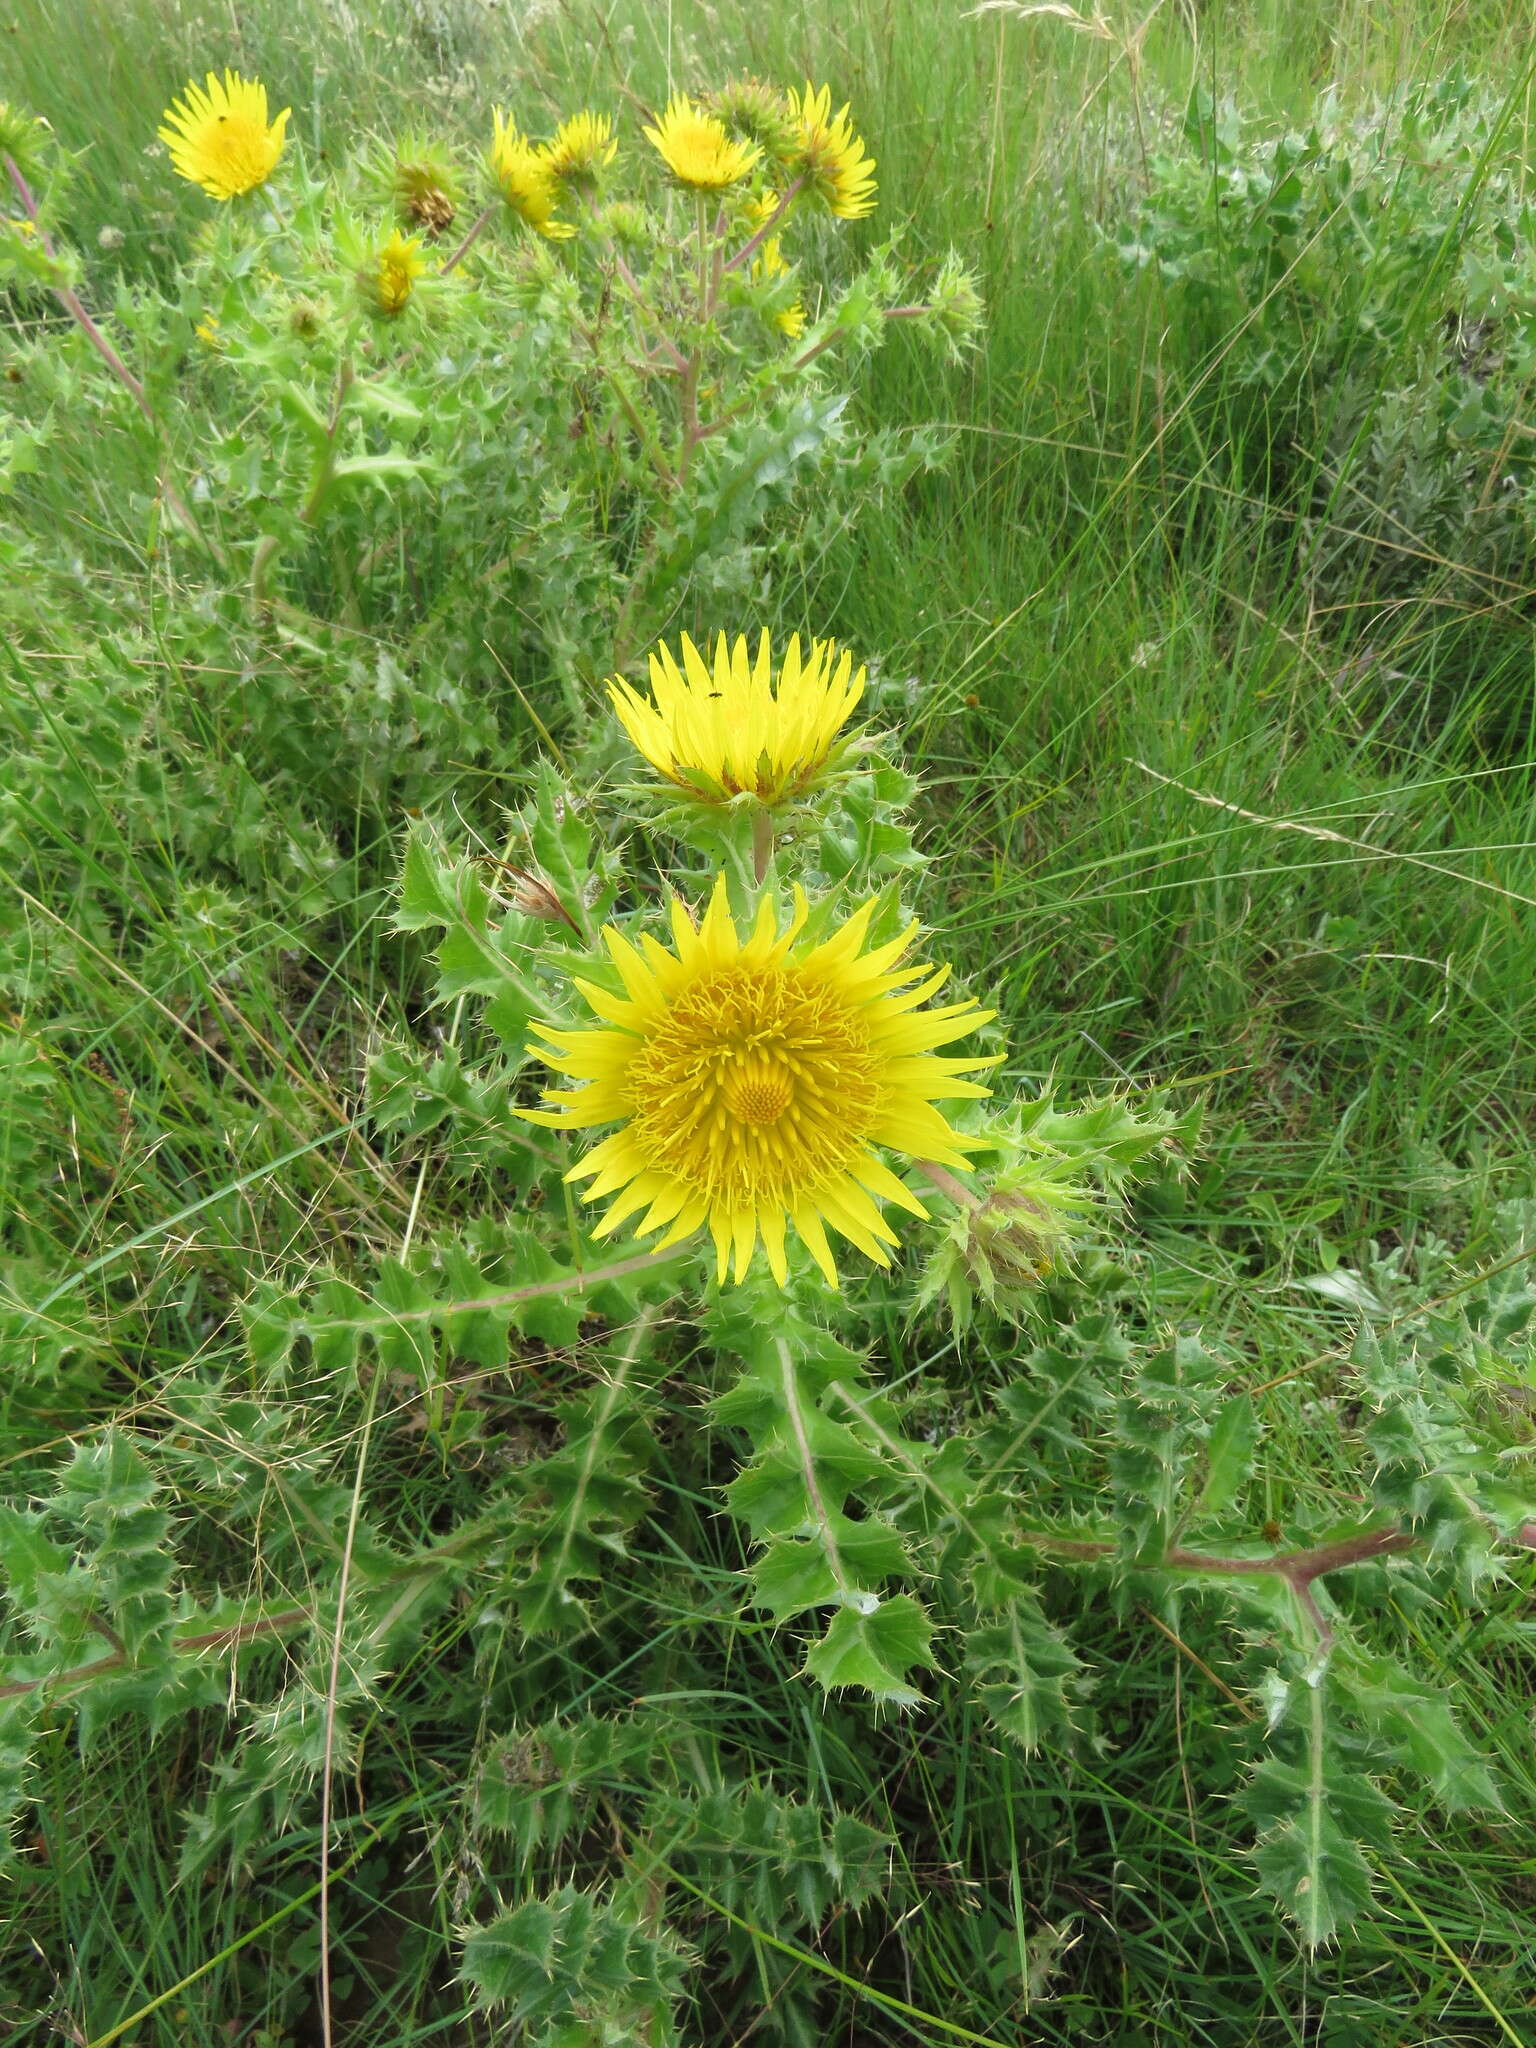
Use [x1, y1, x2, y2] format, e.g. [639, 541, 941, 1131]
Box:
[918, 1159, 981, 1211]
[0, 1606, 311, 1702]
[1015, 1523, 1422, 1587]
[777, 1336, 848, 1595]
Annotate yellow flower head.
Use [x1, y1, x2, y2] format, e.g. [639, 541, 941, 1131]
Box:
[361, 228, 426, 316]
[524, 878, 995, 1285]
[546, 110, 618, 191]
[743, 189, 785, 235]
[775, 293, 807, 340]
[158, 70, 290, 201]
[751, 236, 805, 336]
[489, 112, 573, 239]
[790, 83, 876, 220]
[643, 95, 760, 193]
[609, 630, 864, 809]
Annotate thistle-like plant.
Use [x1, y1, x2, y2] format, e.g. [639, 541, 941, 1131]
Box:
[3, 621, 1534, 2044]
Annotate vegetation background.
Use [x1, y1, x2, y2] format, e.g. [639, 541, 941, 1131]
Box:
[3, 0, 1536, 2042]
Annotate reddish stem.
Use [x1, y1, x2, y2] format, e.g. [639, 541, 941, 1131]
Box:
[751, 805, 774, 883]
[722, 178, 804, 274]
[0, 1606, 309, 1702]
[440, 202, 493, 275]
[1020, 1524, 1421, 1589]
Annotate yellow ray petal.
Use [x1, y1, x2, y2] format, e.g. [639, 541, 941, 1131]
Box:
[793, 1205, 840, 1287]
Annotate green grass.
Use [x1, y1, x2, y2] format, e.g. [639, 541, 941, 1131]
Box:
[5, 0, 1536, 2041]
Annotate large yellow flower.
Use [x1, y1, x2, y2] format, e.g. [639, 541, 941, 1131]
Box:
[158, 70, 290, 201]
[489, 112, 573, 239]
[546, 110, 618, 191]
[790, 83, 876, 220]
[609, 631, 862, 807]
[643, 95, 760, 192]
[523, 879, 995, 1285]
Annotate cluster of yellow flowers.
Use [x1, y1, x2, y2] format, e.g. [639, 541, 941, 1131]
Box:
[644, 83, 875, 218]
[155, 74, 975, 1291]
[523, 632, 995, 1289]
[156, 69, 875, 330]
[488, 108, 615, 239]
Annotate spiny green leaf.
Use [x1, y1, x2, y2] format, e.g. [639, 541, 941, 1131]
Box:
[802, 1594, 935, 1706]
[751, 1515, 911, 1621]
[474, 1714, 670, 1855]
[1340, 1653, 1501, 1813]
[1195, 1392, 1258, 1519]
[460, 1885, 686, 2041]
[372, 1256, 437, 1387]
[395, 826, 458, 930]
[674, 1785, 891, 1926]
[0, 1508, 70, 1621]
[966, 1595, 1086, 1753]
[1245, 1752, 1393, 1946]
[502, 1353, 661, 1641]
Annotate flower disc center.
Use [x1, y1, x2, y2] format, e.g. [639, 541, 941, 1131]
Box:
[722, 1057, 794, 1127]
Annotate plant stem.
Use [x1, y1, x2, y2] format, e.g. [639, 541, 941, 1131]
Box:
[1016, 1522, 1421, 1584]
[610, 252, 689, 371]
[441, 201, 494, 274]
[254, 358, 354, 605]
[787, 329, 843, 373]
[918, 1159, 981, 1210]
[5, 153, 227, 566]
[751, 804, 774, 882]
[677, 350, 701, 481]
[705, 201, 727, 317]
[575, 313, 675, 487]
[0, 1606, 311, 1702]
[301, 358, 355, 522]
[6, 1520, 1528, 1711]
[722, 178, 804, 273]
[298, 1246, 681, 1345]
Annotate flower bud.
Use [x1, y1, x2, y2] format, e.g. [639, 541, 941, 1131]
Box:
[926, 253, 984, 360]
[917, 1167, 1084, 1329]
[0, 100, 54, 185]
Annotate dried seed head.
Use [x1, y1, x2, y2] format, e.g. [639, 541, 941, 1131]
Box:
[505, 866, 579, 930]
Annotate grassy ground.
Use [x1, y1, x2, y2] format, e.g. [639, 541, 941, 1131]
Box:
[5, 0, 1536, 2041]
